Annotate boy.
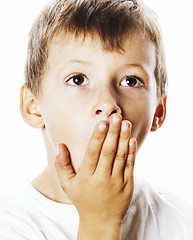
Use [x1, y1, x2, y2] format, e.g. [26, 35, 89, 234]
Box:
[0, 0, 192, 239]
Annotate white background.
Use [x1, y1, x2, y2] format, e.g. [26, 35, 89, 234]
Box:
[0, 0, 192, 207]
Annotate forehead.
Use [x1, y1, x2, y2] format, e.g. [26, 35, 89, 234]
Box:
[47, 32, 156, 72]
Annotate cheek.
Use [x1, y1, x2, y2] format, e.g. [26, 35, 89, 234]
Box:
[41, 96, 95, 170]
[121, 96, 156, 148]
[42, 101, 83, 145]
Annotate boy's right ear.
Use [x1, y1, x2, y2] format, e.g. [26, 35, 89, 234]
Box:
[20, 85, 45, 128]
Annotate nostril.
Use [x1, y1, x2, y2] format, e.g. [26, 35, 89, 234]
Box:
[96, 109, 102, 115]
[111, 109, 117, 115]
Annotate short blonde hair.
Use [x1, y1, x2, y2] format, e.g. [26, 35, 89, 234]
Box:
[25, 0, 167, 98]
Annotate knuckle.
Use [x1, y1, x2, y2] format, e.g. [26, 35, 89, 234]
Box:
[102, 149, 115, 158]
[79, 175, 89, 185]
[126, 160, 135, 169]
[128, 151, 136, 160]
[93, 176, 107, 189]
[120, 133, 129, 140]
[115, 152, 127, 161]
[87, 147, 99, 159]
[96, 177, 106, 186]
[129, 148, 136, 155]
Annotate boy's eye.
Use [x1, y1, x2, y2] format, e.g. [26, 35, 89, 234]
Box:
[120, 75, 144, 87]
[67, 74, 88, 86]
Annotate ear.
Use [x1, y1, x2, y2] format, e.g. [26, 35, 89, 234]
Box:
[151, 95, 167, 132]
[20, 85, 45, 128]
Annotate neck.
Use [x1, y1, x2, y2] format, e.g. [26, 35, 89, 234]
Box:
[31, 129, 72, 204]
[31, 167, 72, 204]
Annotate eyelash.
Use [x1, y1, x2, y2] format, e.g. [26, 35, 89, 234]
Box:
[66, 73, 144, 88]
[120, 75, 144, 88]
[66, 73, 88, 86]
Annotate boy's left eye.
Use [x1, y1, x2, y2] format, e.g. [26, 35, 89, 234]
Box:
[120, 76, 144, 87]
[67, 74, 89, 86]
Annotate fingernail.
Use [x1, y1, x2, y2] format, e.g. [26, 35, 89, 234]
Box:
[129, 138, 135, 147]
[121, 122, 128, 131]
[112, 115, 121, 124]
[99, 122, 106, 131]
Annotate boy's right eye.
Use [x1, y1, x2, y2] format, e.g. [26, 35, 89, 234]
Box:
[66, 74, 89, 86]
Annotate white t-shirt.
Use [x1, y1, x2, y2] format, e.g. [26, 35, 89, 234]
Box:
[0, 179, 192, 240]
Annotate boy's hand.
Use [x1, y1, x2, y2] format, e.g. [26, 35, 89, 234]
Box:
[55, 114, 137, 239]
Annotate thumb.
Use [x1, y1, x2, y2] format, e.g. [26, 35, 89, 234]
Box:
[55, 144, 75, 191]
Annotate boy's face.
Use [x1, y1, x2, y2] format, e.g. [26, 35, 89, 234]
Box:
[39, 33, 158, 171]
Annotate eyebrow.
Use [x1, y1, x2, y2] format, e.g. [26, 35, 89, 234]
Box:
[65, 59, 93, 66]
[56, 59, 93, 75]
[123, 63, 146, 71]
[57, 60, 149, 79]
[62, 61, 147, 70]
[122, 63, 149, 77]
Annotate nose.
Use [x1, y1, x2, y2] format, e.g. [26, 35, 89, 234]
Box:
[91, 91, 122, 119]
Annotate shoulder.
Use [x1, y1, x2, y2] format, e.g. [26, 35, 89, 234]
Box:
[0, 182, 79, 239]
[134, 178, 193, 221]
[0, 184, 44, 239]
[124, 179, 193, 239]
[0, 183, 37, 217]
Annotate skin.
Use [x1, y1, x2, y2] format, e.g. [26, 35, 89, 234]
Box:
[20, 33, 166, 239]
[56, 117, 137, 239]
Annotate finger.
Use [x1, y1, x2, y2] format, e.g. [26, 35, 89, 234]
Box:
[55, 143, 75, 191]
[112, 120, 132, 179]
[78, 120, 108, 175]
[96, 114, 122, 176]
[124, 138, 137, 184]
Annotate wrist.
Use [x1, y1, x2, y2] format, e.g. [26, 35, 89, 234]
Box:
[78, 218, 121, 240]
